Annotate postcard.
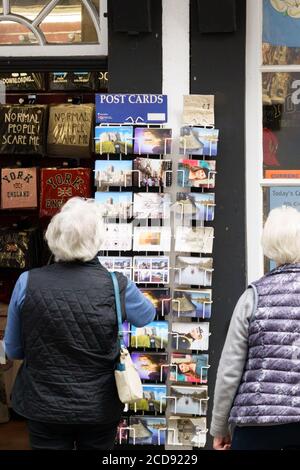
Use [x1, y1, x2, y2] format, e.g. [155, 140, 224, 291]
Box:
[170, 353, 209, 384]
[130, 321, 169, 349]
[180, 127, 219, 156]
[115, 417, 129, 445]
[133, 193, 171, 219]
[133, 256, 169, 284]
[167, 416, 207, 448]
[169, 385, 209, 415]
[174, 256, 213, 286]
[100, 223, 132, 251]
[94, 126, 133, 154]
[129, 416, 166, 445]
[95, 191, 132, 218]
[182, 95, 215, 127]
[133, 158, 172, 187]
[98, 256, 132, 280]
[175, 192, 215, 222]
[94, 160, 132, 190]
[133, 227, 171, 252]
[175, 226, 214, 254]
[177, 159, 216, 188]
[140, 288, 171, 317]
[134, 128, 172, 155]
[172, 290, 212, 320]
[171, 322, 210, 350]
[131, 352, 168, 382]
[129, 385, 167, 413]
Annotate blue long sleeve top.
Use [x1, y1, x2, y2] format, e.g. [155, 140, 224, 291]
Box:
[4, 271, 156, 360]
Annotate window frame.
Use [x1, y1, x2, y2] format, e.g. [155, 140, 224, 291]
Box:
[0, 0, 107, 56]
[246, 0, 300, 282]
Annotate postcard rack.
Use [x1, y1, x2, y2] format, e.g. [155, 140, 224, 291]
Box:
[94, 111, 218, 449]
[116, 424, 209, 448]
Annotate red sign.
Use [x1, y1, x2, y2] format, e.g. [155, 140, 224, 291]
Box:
[40, 168, 92, 217]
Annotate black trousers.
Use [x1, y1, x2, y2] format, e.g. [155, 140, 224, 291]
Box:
[232, 423, 300, 450]
[27, 419, 119, 450]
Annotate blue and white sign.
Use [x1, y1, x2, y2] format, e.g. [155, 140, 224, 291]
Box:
[269, 186, 300, 211]
[95, 94, 168, 124]
[268, 186, 300, 271]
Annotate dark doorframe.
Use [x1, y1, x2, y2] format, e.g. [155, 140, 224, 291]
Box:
[190, 0, 247, 449]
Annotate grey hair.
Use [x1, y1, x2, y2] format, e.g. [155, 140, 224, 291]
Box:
[45, 197, 105, 262]
[262, 206, 300, 265]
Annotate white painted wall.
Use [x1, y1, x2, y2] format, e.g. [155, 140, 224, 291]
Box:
[246, 0, 264, 283]
[162, 0, 190, 147]
[162, 0, 192, 450]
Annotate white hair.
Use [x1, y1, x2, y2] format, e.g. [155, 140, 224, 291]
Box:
[45, 197, 105, 262]
[262, 206, 300, 265]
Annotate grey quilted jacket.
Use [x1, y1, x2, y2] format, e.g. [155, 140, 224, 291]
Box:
[230, 264, 300, 426]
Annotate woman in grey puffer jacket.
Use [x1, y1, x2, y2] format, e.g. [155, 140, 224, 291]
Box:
[211, 206, 300, 450]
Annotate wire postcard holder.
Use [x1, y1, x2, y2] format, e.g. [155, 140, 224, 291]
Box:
[117, 426, 131, 445]
[0, 340, 5, 365]
[195, 397, 210, 416]
[171, 297, 213, 319]
[166, 426, 208, 448]
[93, 111, 218, 450]
[175, 201, 216, 226]
[161, 297, 172, 317]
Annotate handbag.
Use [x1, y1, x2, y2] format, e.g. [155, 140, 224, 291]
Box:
[110, 272, 143, 404]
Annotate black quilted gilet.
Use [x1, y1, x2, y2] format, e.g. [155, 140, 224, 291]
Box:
[12, 258, 127, 424]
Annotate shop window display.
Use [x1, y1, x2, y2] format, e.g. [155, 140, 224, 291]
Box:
[263, 185, 300, 272]
[262, 72, 300, 176]
[262, 0, 300, 65]
[0, 70, 108, 449]
[262, 2, 300, 279]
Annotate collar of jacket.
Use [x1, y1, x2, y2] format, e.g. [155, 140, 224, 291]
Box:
[266, 262, 300, 277]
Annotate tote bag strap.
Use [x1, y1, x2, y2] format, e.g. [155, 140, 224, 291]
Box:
[109, 272, 125, 348]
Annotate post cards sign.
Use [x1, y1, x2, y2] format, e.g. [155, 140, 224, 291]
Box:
[1, 168, 37, 209]
[95, 94, 168, 124]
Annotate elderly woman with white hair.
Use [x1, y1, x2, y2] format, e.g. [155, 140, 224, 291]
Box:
[211, 206, 300, 450]
[3, 198, 155, 450]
